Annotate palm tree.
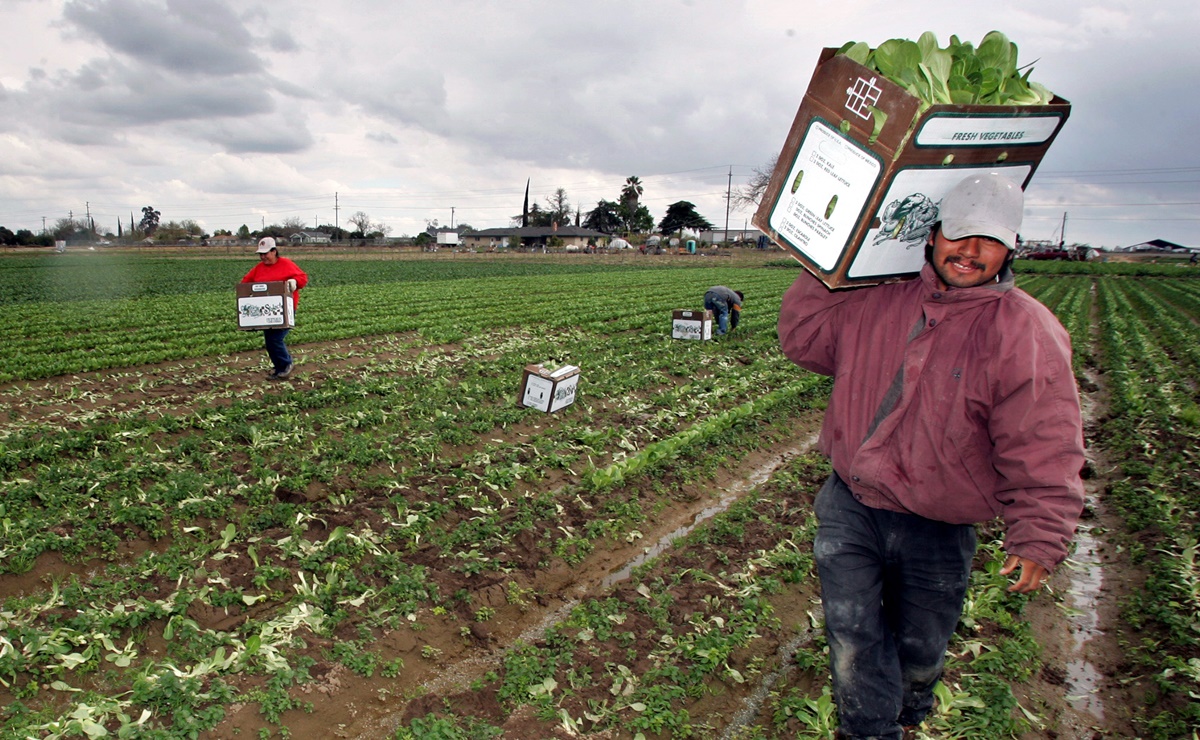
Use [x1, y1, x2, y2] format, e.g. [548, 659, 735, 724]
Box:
[620, 176, 643, 209]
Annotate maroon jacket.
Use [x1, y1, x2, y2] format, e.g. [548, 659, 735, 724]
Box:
[778, 263, 1085, 569]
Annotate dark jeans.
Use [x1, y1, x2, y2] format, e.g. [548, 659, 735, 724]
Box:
[263, 328, 292, 372]
[704, 291, 731, 334]
[813, 474, 976, 740]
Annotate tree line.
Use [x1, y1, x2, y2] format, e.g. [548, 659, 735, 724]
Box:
[2, 172, 755, 248]
[522, 176, 717, 236]
[0, 206, 397, 247]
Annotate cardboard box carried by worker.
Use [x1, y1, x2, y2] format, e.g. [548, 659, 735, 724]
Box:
[753, 46, 1070, 288]
[236, 281, 295, 330]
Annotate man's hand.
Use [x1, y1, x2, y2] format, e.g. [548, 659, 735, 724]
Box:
[285, 279, 297, 292]
[999, 554, 1049, 593]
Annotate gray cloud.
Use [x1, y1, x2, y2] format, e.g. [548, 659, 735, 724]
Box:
[6, 1, 314, 158]
[366, 131, 400, 145]
[17, 58, 274, 129]
[185, 115, 314, 154]
[0, 1, 1196, 247]
[63, 0, 263, 76]
[339, 65, 449, 130]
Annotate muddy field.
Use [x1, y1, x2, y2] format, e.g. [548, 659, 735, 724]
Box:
[0, 339, 1147, 740]
[1, 254, 1197, 739]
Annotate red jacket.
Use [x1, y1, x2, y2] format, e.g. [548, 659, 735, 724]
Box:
[241, 258, 308, 309]
[778, 264, 1085, 569]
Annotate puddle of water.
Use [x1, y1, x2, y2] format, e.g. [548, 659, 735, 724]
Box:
[1064, 658, 1106, 719]
[1062, 494, 1106, 721]
[1066, 524, 1103, 645]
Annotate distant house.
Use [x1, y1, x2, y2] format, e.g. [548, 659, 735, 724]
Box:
[289, 231, 332, 245]
[461, 226, 609, 251]
[697, 228, 767, 244]
[208, 234, 240, 247]
[1115, 238, 1194, 253]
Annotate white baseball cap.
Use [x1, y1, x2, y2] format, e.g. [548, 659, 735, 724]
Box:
[939, 172, 1024, 250]
[256, 237, 277, 253]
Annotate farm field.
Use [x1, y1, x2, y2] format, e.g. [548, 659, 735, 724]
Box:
[0, 250, 1197, 739]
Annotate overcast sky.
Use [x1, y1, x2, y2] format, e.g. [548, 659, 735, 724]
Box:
[1, 0, 1197, 249]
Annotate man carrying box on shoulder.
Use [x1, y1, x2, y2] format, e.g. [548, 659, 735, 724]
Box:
[777, 172, 1085, 739]
[242, 237, 308, 380]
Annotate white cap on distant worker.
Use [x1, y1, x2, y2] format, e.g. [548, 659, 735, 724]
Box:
[939, 172, 1024, 250]
[256, 237, 277, 253]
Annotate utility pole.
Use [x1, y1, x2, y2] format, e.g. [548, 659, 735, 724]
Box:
[451, 207, 455, 229]
[334, 192, 339, 238]
[1059, 212, 1067, 247]
[723, 166, 732, 245]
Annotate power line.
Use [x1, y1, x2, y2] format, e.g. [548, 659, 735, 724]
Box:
[1026, 201, 1200, 208]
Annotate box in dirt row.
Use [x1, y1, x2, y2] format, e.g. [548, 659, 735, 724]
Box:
[753, 48, 1070, 289]
[518, 363, 580, 413]
[236, 281, 295, 330]
[671, 309, 713, 340]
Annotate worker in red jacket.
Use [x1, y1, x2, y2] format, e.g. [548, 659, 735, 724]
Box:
[241, 237, 308, 379]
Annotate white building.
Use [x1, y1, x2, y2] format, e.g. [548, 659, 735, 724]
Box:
[289, 231, 332, 245]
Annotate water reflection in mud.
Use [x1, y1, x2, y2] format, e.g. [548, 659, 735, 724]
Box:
[1064, 495, 1106, 721]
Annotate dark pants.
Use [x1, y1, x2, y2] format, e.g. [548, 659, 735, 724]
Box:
[704, 291, 733, 334]
[263, 328, 292, 372]
[813, 474, 976, 740]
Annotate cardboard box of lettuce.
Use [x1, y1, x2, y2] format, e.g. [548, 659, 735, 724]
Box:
[753, 32, 1070, 288]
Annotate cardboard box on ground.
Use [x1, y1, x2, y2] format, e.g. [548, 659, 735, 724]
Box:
[753, 48, 1070, 289]
[518, 363, 580, 413]
[671, 309, 714, 341]
[236, 282, 295, 330]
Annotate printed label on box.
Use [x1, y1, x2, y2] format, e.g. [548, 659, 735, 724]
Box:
[848, 163, 1033, 279]
[672, 309, 714, 340]
[915, 113, 1065, 147]
[768, 119, 882, 271]
[238, 296, 289, 328]
[521, 374, 555, 412]
[672, 319, 711, 340]
[549, 374, 579, 412]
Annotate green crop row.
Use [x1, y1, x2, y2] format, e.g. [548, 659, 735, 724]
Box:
[1086, 278, 1200, 738]
[0, 256, 826, 737]
[0, 253, 701, 307]
[0, 263, 799, 382]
